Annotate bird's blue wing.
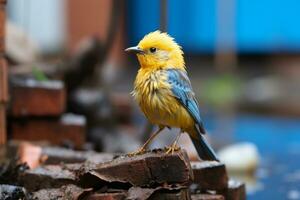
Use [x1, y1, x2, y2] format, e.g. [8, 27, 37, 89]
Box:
[166, 69, 206, 134]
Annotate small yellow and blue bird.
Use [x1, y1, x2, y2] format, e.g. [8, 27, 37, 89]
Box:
[126, 31, 219, 161]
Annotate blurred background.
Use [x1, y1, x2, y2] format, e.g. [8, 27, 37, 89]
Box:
[2, 0, 300, 199]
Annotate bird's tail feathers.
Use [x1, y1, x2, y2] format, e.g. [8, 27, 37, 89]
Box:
[189, 127, 219, 161]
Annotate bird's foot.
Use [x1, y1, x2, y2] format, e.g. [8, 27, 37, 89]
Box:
[127, 147, 146, 157]
[165, 144, 180, 154]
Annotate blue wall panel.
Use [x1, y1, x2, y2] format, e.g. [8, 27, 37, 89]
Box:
[127, 0, 300, 53]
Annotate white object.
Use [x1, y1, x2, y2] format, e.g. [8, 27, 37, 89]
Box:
[218, 142, 260, 173]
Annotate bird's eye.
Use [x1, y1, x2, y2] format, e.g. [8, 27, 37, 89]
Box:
[149, 47, 157, 53]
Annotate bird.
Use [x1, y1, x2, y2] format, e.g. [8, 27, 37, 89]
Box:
[125, 30, 219, 161]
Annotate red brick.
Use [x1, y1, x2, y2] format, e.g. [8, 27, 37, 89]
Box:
[11, 79, 66, 116]
[224, 179, 246, 200]
[79, 150, 192, 188]
[191, 161, 228, 190]
[11, 114, 86, 148]
[0, 59, 8, 103]
[0, 104, 6, 144]
[19, 165, 77, 191]
[86, 192, 127, 200]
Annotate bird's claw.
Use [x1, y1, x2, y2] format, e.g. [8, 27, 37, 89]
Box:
[127, 147, 146, 157]
[165, 145, 180, 154]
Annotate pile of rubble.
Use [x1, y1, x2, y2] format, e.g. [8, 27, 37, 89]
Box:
[0, 142, 245, 200]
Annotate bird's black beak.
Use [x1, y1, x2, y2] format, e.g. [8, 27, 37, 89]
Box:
[125, 46, 144, 54]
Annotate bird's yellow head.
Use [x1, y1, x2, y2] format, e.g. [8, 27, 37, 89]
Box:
[126, 31, 185, 70]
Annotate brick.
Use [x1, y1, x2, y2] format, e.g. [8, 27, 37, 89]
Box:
[127, 186, 190, 200]
[6, 142, 116, 173]
[79, 149, 193, 188]
[86, 192, 127, 200]
[11, 114, 86, 148]
[32, 184, 90, 199]
[10, 79, 66, 116]
[19, 165, 77, 191]
[41, 147, 114, 164]
[0, 104, 6, 144]
[17, 142, 43, 169]
[0, 59, 8, 102]
[224, 179, 246, 200]
[191, 161, 228, 190]
[149, 188, 191, 200]
[191, 194, 225, 200]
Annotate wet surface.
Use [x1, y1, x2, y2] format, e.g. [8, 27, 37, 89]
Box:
[207, 114, 300, 200]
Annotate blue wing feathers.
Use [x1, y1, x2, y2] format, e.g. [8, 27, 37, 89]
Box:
[166, 69, 205, 134]
[166, 69, 219, 161]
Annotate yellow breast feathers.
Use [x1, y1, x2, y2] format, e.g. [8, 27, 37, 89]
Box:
[132, 68, 171, 114]
[132, 68, 194, 129]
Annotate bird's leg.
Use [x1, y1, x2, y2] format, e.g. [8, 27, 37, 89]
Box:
[128, 127, 164, 156]
[166, 131, 182, 154]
